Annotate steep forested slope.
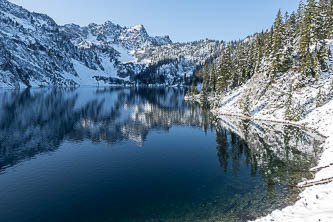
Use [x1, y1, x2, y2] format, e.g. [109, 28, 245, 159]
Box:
[189, 0, 333, 122]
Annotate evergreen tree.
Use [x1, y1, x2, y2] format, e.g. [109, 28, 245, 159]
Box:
[294, 101, 304, 121]
[313, 48, 320, 77]
[316, 89, 324, 107]
[246, 44, 256, 78]
[285, 12, 297, 70]
[242, 92, 251, 117]
[299, 1, 313, 75]
[307, 0, 318, 43]
[316, 0, 329, 41]
[255, 33, 264, 72]
[315, 0, 329, 73]
[264, 27, 274, 58]
[319, 42, 328, 72]
[237, 42, 249, 84]
[271, 10, 287, 74]
[217, 45, 233, 93]
[209, 63, 217, 93]
[296, 0, 306, 32]
[327, 0, 333, 38]
[202, 64, 210, 93]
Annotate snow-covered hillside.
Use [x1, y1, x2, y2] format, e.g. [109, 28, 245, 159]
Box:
[187, 62, 333, 222]
[184, 0, 333, 220]
[0, 0, 223, 88]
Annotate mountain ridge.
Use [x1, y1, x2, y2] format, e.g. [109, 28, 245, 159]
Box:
[0, 0, 222, 88]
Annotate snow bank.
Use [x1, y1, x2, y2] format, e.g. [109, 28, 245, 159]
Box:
[69, 59, 129, 86]
[112, 44, 135, 63]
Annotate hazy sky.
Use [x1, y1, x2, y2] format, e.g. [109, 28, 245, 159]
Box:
[9, 0, 299, 42]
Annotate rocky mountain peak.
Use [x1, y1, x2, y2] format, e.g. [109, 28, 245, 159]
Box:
[0, 0, 222, 88]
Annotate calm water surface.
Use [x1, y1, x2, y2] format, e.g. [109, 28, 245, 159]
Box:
[0, 87, 323, 222]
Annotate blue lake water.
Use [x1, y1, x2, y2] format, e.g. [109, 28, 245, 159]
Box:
[0, 87, 323, 222]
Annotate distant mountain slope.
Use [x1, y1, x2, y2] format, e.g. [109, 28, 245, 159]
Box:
[0, 0, 223, 88]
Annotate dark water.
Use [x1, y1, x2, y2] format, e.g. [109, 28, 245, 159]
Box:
[0, 87, 323, 222]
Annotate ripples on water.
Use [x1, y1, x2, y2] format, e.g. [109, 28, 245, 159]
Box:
[0, 87, 324, 222]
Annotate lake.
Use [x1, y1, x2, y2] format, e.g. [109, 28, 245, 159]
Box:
[0, 87, 323, 222]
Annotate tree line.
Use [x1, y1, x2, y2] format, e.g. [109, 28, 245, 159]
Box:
[190, 0, 333, 97]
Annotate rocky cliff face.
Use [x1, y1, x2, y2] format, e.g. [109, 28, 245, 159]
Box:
[0, 0, 222, 88]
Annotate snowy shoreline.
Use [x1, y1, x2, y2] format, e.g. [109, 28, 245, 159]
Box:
[250, 102, 333, 222]
[209, 109, 327, 139]
[185, 94, 333, 222]
[253, 99, 333, 222]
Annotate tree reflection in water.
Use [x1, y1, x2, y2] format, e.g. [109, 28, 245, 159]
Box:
[215, 117, 323, 204]
[0, 87, 324, 221]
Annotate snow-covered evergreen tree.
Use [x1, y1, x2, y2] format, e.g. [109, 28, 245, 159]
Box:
[217, 45, 233, 93]
[270, 10, 287, 74]
[295, 101, 303, 121]
[242, 92, 251, 117]
[285, 84, 294, 121]
[316, 89, 324, 107]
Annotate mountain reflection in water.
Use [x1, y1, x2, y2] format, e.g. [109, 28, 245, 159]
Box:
[0, 87, 324, 222]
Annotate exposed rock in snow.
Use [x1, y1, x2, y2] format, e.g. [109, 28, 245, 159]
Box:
[0, 0, 223, 88]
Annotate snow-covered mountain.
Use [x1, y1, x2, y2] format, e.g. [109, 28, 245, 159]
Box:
[0, 0, 222, 88]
